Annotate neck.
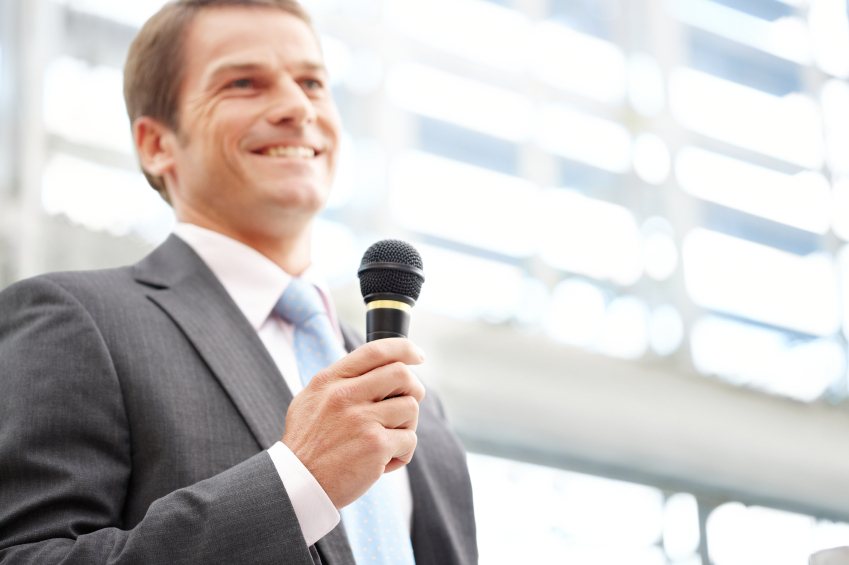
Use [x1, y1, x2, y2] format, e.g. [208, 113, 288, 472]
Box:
[177, 210, 313, 275]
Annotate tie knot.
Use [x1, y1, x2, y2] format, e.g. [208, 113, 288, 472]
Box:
[275, 277, 326, 327]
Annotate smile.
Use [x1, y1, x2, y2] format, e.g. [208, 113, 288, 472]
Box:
[257, 146, 317, 158]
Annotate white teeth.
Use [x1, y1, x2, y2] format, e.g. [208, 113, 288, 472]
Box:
[264, 146, 315, 158]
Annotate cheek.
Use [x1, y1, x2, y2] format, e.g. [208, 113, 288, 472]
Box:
[321, 102, 343, 162]
[207, 121, 239, 157]
[324, 135, 343, 178]
[192, 104, 248, 159]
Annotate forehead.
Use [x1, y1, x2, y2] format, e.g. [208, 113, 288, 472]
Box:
[182, 6, 323, 84]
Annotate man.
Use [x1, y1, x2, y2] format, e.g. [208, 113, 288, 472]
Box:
[0, 1, 477, 563]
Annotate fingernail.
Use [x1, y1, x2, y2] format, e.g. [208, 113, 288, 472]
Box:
[416, 346, 426, 361]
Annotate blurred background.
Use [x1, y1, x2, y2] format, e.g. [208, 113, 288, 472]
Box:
[2, 0, 849, 562]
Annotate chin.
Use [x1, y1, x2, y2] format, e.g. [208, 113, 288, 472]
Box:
[265, 181, 329, 215]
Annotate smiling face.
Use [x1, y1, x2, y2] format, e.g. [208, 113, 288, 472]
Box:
[156, 6, 341, 244]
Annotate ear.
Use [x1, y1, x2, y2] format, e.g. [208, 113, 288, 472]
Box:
[133, 116, 178, 180]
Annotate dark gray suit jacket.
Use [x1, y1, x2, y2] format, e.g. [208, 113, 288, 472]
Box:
[0, 235, 477, 564]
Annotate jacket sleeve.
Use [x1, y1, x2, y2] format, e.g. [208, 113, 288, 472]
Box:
[0, 277, 313, 565]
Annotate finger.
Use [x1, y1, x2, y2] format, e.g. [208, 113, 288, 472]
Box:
[370, 395, 419, 431]
[384, 458, 408, 474]
[355, 362, 426, 404]
[323, 338, 425, 382]
[383, 429, 417, 468]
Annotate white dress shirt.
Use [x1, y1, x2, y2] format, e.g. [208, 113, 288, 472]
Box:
[172, 223, 413, 547]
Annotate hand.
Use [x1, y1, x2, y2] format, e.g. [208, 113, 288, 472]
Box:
[282, 338, 426, 509]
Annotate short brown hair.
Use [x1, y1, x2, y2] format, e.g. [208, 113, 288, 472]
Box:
[123, 0, 313, 199]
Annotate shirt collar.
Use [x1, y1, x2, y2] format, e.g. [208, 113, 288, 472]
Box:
[172, 222, 342, 339]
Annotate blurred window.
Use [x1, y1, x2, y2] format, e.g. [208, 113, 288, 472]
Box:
[676, 146, 830, 235]
[418, 118, 520, 176]
[682, 228, 840, 336]
[536, 103, 632, 172]
[702, 201, 824, 256]
[688, 28, 801, 95]
[691, 314, 845, 401]
[710, 0, 796, 20]
[43, 56, 132, 153]
[707, 502, 849, 565]
[561, 159, 623, 194]
[530, 21, 627, 103]
[385, 61, 534, 142]
[390, 151, 539, 258]
[384, 0, 530, 72]
[539, 189, 643, 285]
[669, 67, 824, 168]
[548, 0, 619, 38]
[41, 154, 174, 245]
[467, 453, 668, 564]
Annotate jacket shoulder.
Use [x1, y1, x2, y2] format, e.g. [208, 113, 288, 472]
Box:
[1, 266, 140, 308]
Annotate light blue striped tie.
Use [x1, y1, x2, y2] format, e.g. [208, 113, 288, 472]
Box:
[275, 278, 416, 565]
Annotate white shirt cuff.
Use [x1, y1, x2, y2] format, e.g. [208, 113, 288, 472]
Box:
[267, 441, 340, 546]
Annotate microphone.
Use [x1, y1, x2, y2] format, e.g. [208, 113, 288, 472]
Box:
[357, 239, 425, 342]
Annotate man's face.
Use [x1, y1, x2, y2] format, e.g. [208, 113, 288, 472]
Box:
[166, 7, 342, 234]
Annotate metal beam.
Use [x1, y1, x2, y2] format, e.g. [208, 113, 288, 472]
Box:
[403, 309, 849, 522]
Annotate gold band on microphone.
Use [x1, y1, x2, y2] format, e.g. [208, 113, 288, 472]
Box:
[366, 300, 412, 312]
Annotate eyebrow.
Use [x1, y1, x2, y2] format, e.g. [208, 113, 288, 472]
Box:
[204, 59, 328, 87]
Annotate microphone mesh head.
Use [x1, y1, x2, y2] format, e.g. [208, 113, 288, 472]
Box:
[359, 239, 424, 301]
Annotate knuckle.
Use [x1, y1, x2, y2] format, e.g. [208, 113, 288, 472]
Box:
[362, 426, 385, 450]
[402, 394, 419, 414]
[361, 341, 386, 363]
[317, 358, 348, 382]
[390, 361, 408, 378]
[405, 429, 418, 449]
[327, 383, 355, 407]
[397, 362, 416, 382]
[310, 368, 332, 386]
[410, 375, 425, 397]
[346, 411, 374, 436]
[347, 407, 370, 428]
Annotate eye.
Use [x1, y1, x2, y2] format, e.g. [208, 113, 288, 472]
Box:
[302, 78, 323, 90]
[228, 78, 254, 89]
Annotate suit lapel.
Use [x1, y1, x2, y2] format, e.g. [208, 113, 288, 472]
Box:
[137, 237, 357, 565]
[133, 235, 293, 450]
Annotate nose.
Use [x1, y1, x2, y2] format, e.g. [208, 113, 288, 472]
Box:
[266, 76, 316, 128]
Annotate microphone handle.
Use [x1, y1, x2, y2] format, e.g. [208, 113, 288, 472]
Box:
[366, 298, 412, 342]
